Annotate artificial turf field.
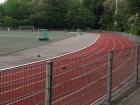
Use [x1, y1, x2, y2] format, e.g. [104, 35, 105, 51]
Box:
[0, 31, 76, 56]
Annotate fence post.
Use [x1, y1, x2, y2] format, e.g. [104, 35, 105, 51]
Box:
[45, 61, 53, 105]
[107, 51, 113, 105]
[136, 46, 139, 83]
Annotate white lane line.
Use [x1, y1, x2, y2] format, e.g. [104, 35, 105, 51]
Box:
[95, 36, 109, 54]
[110, 34, 134, 90]
[52, 35, 114, 103]
[53, 35, 108, 77]
[57, 34, 105, 61]
[52, 68, 108, 104]
[52, 35, 135, 104]
[111, 36, 116, 51]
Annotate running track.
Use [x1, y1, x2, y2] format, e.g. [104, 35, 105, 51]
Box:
[0, 32, 135, 105]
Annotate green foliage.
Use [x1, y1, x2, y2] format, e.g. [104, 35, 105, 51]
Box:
[3, 16, 13, 26]
[46, 0, 68, 28]
[0, 0, 31, 27]
[127, 0, 140, 12]
[83, 0, 104, 28]
[29, 0, 47, 28]
[0, 0, 139, 35]
[4, 0, 29, 19]
[65, 7, 95, 29]
[100, 0, 140, 35]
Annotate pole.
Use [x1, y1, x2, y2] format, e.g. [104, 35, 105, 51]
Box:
[45, 61, 53, 105]
[107, 51, 113, 105]
[114, 0, 118, 28]
[136, 46, 139, 83]
[115, 0, 118, 15]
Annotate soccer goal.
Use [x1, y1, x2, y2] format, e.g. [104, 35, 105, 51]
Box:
[19, 26, 34, 31]
[38, 29, 49, 41]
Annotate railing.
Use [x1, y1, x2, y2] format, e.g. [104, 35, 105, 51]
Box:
[0, 46, 139, 105]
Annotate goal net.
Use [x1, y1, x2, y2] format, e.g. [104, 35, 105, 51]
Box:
[19, 26, 34, 31]
[38, 29, 49, 41]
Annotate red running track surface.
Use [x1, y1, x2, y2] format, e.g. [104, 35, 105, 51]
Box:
[0, 32, 135, 105]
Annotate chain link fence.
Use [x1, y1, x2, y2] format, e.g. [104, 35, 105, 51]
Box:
[0, 33, 139, 105]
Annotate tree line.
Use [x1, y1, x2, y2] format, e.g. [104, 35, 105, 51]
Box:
[0, 0, 139, 35]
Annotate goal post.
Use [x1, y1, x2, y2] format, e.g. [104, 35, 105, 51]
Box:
[38, 29, 49, 41]
[19, 26, 35, 31]
[7, 27, 12, 31]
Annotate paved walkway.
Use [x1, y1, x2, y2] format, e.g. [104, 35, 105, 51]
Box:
[116, 84, 140, 105]
[0, 33, 99, 70]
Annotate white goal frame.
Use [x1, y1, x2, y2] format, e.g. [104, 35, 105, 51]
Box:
[19, 26, 35, 31]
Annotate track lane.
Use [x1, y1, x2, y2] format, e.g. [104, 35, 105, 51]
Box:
[51, 33, 135, 105]
[82, 33, 135, 105]
[52, 33, 129, 105]
[0, 32, 136, 105]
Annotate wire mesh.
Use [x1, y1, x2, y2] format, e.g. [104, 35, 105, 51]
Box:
[112, 48, 136, 97]
[0, 47, 138, 105]
[0, 61, 46, 105]
[138, 46, 140, 79]
[51, 52, 108, 105]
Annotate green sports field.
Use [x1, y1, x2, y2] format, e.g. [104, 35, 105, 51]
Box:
[0, 31, 76, 56]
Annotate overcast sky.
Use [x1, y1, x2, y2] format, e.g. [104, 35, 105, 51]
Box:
[0, 0, 5, 3]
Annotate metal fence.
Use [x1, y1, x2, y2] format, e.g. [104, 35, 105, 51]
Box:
[0, 46, 139, 105]
[113, 32, 140, 45]
[0, 61, 47, 105]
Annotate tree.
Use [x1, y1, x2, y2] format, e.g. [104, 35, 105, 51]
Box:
[5, 0, 30, 19]
[127, 0, 140, 35]
[29, 0, 48, 27]
[100, 0, 130, 31]
[65, 0, 96, 29]
[0, 4, 5, 26]
[0, 0, 139, 35]
[65, 7, 96, 29]
[83, 0, 104, 28]
[47, 0, 68, 28]
[1, 0, 31, 27]
[127, 0, 140, 12]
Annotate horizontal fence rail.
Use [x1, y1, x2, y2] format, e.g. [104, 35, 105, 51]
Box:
[0, 46, 139, 105]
